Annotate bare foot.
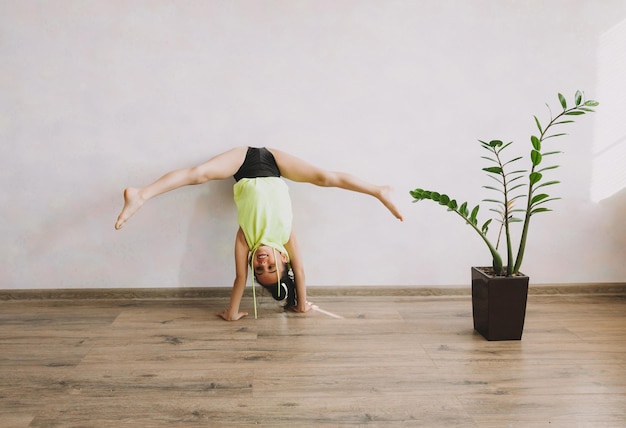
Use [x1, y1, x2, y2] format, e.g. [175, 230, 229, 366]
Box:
[378, 185, 404, 221]
[115, 187, 144, 229]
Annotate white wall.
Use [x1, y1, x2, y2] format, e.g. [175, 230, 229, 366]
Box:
[2, 0, 625, 290]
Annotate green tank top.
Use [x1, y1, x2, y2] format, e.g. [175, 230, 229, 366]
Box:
[233, 177, 293, 259]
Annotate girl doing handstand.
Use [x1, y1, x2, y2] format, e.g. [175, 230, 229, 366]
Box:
[115, 147, 403, 321]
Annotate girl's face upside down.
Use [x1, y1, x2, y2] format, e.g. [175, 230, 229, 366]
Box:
[252, 246, 288, 286]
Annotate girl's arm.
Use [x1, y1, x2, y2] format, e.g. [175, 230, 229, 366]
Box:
[285, 229, 313, 313]
[218, 227, 250, 321]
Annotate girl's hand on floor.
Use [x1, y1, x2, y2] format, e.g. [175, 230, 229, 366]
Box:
[292, 301, 314, 313]
[217, 309, 248, 321]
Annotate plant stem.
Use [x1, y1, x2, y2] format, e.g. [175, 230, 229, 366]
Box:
[493, 147, 514, 275]
[513, 107, 572, 274]
[451, 209, 503, 274]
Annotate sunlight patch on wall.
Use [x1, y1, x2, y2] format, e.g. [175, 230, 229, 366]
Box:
[591, 19, 626, 202]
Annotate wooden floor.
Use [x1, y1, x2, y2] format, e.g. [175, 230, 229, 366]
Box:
[1, 292, 625, 427]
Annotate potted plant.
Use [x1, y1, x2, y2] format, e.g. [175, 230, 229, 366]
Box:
[410, 91, 598, 340]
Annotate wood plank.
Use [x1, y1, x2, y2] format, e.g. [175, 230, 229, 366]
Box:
[1, 293, 624, 427]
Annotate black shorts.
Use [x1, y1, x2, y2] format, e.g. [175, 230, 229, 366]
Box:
[233, 147, 281, 182]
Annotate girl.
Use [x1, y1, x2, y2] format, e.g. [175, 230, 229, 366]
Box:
[115, 147, 403, 321]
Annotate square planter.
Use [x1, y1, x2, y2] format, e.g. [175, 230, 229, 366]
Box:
[471, 266, 529, 341]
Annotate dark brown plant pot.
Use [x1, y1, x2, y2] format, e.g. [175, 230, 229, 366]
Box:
[471, 266, 529, 341]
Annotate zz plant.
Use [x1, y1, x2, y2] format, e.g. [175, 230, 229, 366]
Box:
[410, 91, 598, 276]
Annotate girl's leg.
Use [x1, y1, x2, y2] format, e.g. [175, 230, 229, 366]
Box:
[115, 147, 248, 229]
[269, 148, 403, 221]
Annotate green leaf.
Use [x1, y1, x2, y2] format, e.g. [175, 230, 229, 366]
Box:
[584, 100, 599, 107]
[410, 189, 423, 199]
[529, 172, 543, 184]
[481, 156, 498, 164]
[578, 107, 595, 112]
[537, 166, 559, 174]
[544, 133, 567, 140]
[483, 198, 505, 205]
[447, 199, 458, 210]
[565, 111, 585, 116]
[531, 150, 542, 166]
[575, 90, 582, 106]
[481, 219, 492, 234]
[532, 196, 560, 206]
[531, 135, 541, 150]
[509, 194, 527, 202]
[558, 93, 567, 109]
[507, 169, 527, 175]
[531, 193, 550, 205]
[509, 183, 526, 192]
[535, 180, 560, 189]
[542, 151, 562, 157]
[483, 166, 502, 174]
[530, 207, 552, 215]
[533, 115, 543, 134]
[469, 205, 480, 225]
[483, 185, 503, 193]
[487, 175, 504, 185]
[430, 192, 440, 201]
[508, 178, 525, 188]
[479, 140, 493, 150]
[503, 156, 523, 166]
[459, 202, 468, 216]
[499, 141, 514, 151]
[489, 140, 503, 147]
[439, 194, 450, 205]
